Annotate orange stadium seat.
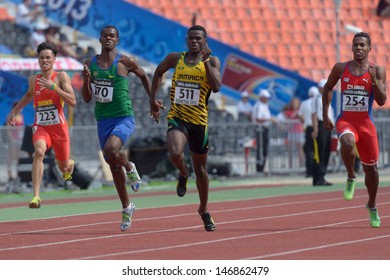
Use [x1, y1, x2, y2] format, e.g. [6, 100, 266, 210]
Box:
[288, 45, 300, 56]
[229, 20, 241, 32]
[245, 0, 261, 8]
[298, 8, 312, 19]
[296, 0, 311, 8]
[323, 8, 334, 19]
[243, 31, 257, 44]
[274, 8, 288, 19]
[0, 7, 13, 21]
[240, 19, 253, 31]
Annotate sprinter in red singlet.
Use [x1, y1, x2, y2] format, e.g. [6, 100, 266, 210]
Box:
[322, 32, 387, 227]
[7, 41, 76, 209]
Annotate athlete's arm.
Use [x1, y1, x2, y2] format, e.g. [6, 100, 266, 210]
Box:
[121, 55, 164, 123]
[201, 42, 221, 93]
[56, 72, 76, 107]
[81, 58, 93, 103]
[120, 55, 152, 98]
[151, 52, 180, 100]
[322, 62, 344, 131]
[370, 65, 387, 106]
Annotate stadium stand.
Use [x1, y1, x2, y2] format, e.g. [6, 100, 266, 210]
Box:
[125, 0, 390, 105]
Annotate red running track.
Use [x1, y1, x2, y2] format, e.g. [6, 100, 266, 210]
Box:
[1, 188, 390, 260]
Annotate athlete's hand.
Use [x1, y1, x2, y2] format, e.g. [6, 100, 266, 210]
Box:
[368, 65, 377, 82]
[149, 99, 166, 123]
[36, 76, 55, 90]
[202, 42, 211, 61]
[83, 64, 91, 79]
[6, 112, 16, 126]
[322, 115, 334, 131]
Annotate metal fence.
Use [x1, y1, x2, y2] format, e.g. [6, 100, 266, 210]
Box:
[1, 118, 389, 185]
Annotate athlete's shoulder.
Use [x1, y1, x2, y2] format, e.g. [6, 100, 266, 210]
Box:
[164, 52, 182, 67]
[83, 57, 93, 67]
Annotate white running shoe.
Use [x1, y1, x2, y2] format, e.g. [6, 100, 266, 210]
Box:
[126, 162, 141, 192]
[120, 202, 136, 231]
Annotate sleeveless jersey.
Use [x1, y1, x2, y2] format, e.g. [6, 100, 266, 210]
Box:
[33, 72, 67, 126]
[89, 54, 133, 120]
[168, 52, 211, 125]
[338, 61, 375, 123]
[336, 61, 378, 164]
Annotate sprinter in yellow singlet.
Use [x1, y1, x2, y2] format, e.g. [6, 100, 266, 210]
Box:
[151, 25, 221, 231]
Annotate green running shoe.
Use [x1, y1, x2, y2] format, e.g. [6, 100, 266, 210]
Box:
[29, 196, 41, 209]
[120, 202, 135, 232]
[366, 204, 381, 228]
[344, 178, 356, 201]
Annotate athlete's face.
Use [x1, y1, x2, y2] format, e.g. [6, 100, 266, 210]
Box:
[100, 28, 119, 51]
[352, 36, 371, 61]
[38, 49, 56, 71]
[187, 30, 206, 53]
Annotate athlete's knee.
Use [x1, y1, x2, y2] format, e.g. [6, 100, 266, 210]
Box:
[169, 151, 183, 163]
[103, 146, 119, 161]
[363, 164, 378, 177]
[341, 142, 355, 154]
[34, 147, 46, 159]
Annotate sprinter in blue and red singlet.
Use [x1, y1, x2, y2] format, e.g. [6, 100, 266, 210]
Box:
[322, 32, 387, 228]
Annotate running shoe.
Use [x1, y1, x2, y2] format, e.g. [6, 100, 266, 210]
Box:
[199, 210, 216, 231]
[120, 202, 136, 232]
[63, 160, 75, 180]
[29, 196, 41, 209]
[366, 204, 381, 228]
[126, 162, 141, 192]
[344, 177, 356, 201]
[176, 165, 190, 197]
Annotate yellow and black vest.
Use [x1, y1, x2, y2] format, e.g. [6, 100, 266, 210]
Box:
[168, 52, 211, 125]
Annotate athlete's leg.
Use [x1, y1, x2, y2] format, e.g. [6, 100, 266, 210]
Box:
[167, 129, 189, 178]
[32, 139, 47, 199]
[339, 132, 357, 179]
[192, 153, 209, 213]
[362, 164, 379, 208]
[104, 135, 130, 208]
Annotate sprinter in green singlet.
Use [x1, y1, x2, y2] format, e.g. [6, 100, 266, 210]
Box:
[151, 25, 221, 231]
[82, 25, 162, 232]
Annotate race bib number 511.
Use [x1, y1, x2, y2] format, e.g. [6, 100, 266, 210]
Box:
[174, 81, 200, 105]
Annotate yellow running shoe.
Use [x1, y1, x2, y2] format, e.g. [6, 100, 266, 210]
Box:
[344, 178, 356, 201]
[63, 160, 75, 180]
[29, 197, 41, 209]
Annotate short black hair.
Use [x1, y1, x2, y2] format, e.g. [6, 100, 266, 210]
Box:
[101, 25, 119, 38]
[37, 41, 58, 56]
[188, 25, 207, 38]
[353, 32, 371, 46]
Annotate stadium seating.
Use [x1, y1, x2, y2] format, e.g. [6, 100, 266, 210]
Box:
[125, 0, 390, 100]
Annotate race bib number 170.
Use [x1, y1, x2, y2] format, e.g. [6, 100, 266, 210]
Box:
[91, 79, 114, 103]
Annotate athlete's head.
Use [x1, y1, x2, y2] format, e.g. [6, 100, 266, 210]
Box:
[100, 26, 120, 51]
[37, 41, 57, 56]
[100, 25, 119, 38]
[188, 25, 207, 39]
[353, 32, 371, 47]
[187, 25, 208, 53]
[352, 32, 372, 60]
